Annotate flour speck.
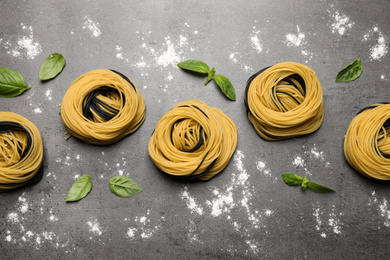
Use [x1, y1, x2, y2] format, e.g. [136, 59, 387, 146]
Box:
[83, 16, 101, 37]
[285, 26, 305, 47]
[87, 219, 102, 236]
[330, 11, 354, 35]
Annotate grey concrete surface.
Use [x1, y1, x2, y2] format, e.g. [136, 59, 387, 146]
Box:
[1, 0, 390, 259]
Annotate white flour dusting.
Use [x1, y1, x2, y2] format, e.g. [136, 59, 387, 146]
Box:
[179, 150, 274, 255]
[285, 26, 305, 47]
[250, 28, 263, 53]
[116, 45, 124, 60]
[363, 26, 388, 61]
[156, 37, 182, 67]
[330, 11, 354, 35]
[4, 194, 71, 250]
[83, 16, 101, 37]
[181, 187, 204, 215]
[7, 212, 19, 223]
[370, 191, 390, 227]
[34, 108, 42, 114]
[87, 219, 102, 236]
[127, 228, 137, 238]
[179, 35, 188, 46]
[45, 89, 52, 100]
[19, 195, 29, 214]
[256, 160, 274, 178]
[6, 234, 12, 242]
[313, 204, 343, 237]
[229, 53, 238, 63]
[293, 156, 305, 167]
[125, 210, 161, 239]
[4, 23, 42, 59]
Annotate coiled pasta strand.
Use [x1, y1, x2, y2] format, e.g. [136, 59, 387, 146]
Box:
[60, 69, 146, 145]
[148, 100, 237, 181]
[244, 62, 324, 141]
[344, 103, 390, 180]
[0, 112, 43, 192]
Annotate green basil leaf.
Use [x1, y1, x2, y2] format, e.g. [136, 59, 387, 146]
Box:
[307, 182, 335, 193]
[204, 67, 216, 86]
[66, 175, 92, 202]
[281, 174, 303, 186]
[213, 74, 236, 101]
[0, 68, 31, 98]
[301, 176, 309, 190]
[335, 56, 362, 82]
[109, 176, 142, 198]
[39, 53, 65, 81]
[177, 60, 210, 74]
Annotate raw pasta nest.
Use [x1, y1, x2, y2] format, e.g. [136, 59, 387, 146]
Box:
[148, 100, 237, 181]
[244, 62, 324, 141]
[0, 112, 43, 192]
[60, 69, 146, 145]
[344, 103, 390, 180]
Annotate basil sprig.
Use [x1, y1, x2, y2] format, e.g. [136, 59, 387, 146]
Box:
[109, 176, 142, 198]
[66, 175, 92, 202]
[39, 53, 65, 81]
[0, 68, 31, 98]
[335, 56, 362, 83]
[177, 59, 236, 101]
[282, 174, 335, 193]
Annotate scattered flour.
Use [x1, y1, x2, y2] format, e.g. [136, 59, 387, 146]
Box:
[45, 89, 52, 100]
[125, 210, 161, 239]
[33, 108, 42, 114]
[6, 235, 12, 242]
[7, 212, 19, 223]
[293, 156, 305, 167]
[250, 27, 263, 53]
[83, 16, 101, 37]
[229, 53, 238, 63]
[156, 37, 182, 67]
[330, 11, 354, 35]
[284, 26, 313, 62]
[363, 26, 388, 61]
[285, 26, 305, 47]
[3, 23, 42, 59]
[115, 45, 124, 60]
[370, 191, 390, 227]
[4, 194, 71, 250]
[313, 204, 343, 237]
[87, 219, 102, 236]
[179, 35, 188, 46]
[256, 160, 274, 178]
[180, 187, 204, 215]
[19, 195, 29, 214]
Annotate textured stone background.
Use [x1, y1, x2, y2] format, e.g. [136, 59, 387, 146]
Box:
[1, 0, 390, 259]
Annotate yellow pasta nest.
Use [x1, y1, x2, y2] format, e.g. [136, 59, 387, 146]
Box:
[244, 62, 324, 141]
[344, 103, 390, 180]
[148, 100, 237, 181]
[60, 69, 146, 145]
[0, 112, 44, 192]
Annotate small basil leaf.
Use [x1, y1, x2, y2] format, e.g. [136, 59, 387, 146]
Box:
[204, 67, 216, 86]
[307, 182, 335, 193]
[0, 68, 31, 98]
[39, 53, 65, 81]
[66, 175, 92, 202]
[301, 176, 309, 190]
[335, 56, 362, 83]
[177, 60, 210, 74]
[109, 176, 142, 198]
[281, 174, 303, 186]
[213, 74, 236, 101]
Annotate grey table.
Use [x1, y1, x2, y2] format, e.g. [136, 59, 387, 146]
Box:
[1, 0, 390, 259]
